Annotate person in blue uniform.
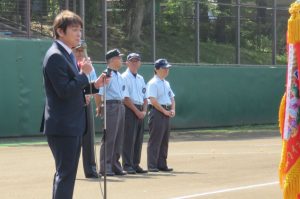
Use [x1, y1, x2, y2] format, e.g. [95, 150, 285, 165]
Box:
[146, 58, 176, 172]
[121, 53, 148, 174]
[73, 42, 99, 178]
[96, 49, 129, 176]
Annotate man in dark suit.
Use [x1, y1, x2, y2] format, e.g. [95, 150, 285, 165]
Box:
[41, 10, 107, 199]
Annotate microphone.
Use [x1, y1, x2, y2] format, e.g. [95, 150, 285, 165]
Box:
[103, 68, 112, 78]
[80, 40, 88, 58]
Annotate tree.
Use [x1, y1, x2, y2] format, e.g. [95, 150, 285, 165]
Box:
[85, 0, 101, 33]
[122, 0, 146, 44]
[215, 0, 232, 43]
[256, 0, 268, 49]
[199, 0, 209, 42]
[18, 0, 27, 30]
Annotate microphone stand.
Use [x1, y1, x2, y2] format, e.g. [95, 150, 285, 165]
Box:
[102, 76, 107, 199]
[81, 40, 106, 198]
[101, 67, 112, 199]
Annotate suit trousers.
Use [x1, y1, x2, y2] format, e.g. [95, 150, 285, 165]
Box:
[122, 106, 144, 169]
[82, 102, 97, 176]
[47, 135, 82, 199]
[147, 108, 170, 169]
[100, 102, 125, 173]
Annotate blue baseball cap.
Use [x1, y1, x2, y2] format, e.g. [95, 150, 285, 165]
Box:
[127, 53, 141, 61]
[74, 40, 87, 50]
[154, 59, 172, 69]
[106, 48, 124, 60]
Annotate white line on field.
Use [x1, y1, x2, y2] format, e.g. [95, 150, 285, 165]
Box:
[170, 181, 279, 199]
[253, 144, 281, 147]
[172, 152, 279, 156]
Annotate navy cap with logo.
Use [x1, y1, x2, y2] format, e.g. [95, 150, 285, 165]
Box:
[106, 48, 124, 60]
[74, 40, 87, 50]
[127, 53, 141, 61]
[154, 58, 172, 69]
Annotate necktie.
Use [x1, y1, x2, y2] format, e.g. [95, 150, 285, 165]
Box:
[70, 52, 79, 71]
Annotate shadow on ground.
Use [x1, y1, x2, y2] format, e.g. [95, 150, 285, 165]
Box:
[169, 129, 280, 142]
[0, 125, 280, 145]
[77, 170, 203, 183]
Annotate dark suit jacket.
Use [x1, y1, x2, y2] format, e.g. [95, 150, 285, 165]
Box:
[42, 41, 98, 136]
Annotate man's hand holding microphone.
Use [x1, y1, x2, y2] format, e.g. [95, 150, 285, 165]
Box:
[79, 57, 110, 89]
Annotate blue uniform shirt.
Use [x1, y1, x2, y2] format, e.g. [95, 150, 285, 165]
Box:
[146, 75, 175, 105]
[87, 68, 97, 82]
[98, 69, 128, 100]
[122, 68, 146, 105]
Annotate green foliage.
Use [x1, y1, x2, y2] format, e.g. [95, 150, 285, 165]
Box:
[157, 0, 194, 33]
[0, 0, 289, 64]
[47, 0, 60, 19]
[154, 31, 286, 64]
[85, 0, 101, 32]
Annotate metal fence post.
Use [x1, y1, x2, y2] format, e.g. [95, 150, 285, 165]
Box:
[73, 0, 76, 12]
[102, 0, 107, 59]
[236, 0, 241, 64]
[65, 0, 69, 10]
[272, 0, 277, 65]
[26, 0, 31, 38]
[195, 0, 200, 63]
[79, 0, 85, 39]
[152, 0, 156, 62]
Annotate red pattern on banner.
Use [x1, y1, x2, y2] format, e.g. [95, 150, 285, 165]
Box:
[285, 132, 300, 172]
[284, 43, 300, 173]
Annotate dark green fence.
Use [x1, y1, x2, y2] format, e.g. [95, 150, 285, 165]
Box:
[0, 38, 285, 137]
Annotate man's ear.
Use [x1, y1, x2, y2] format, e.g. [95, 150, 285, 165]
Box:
[57, 28, 64, 38]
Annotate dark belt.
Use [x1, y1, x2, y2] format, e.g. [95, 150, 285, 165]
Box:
[134, 104, 143, 111]
[106, 100, 123, 104]
[148, 104, 171, 111]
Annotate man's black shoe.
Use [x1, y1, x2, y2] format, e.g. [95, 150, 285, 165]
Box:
[124, 167, 136, 174]
[115, 170, 127, 176]
[158, 167, 173, 172]
[148, 168, 159, 172]
[134, 166, 148, 173]
[86, 172, 100, 178]
[100, 171, 115, 176]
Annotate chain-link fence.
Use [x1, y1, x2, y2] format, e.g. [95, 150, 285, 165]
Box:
[0, 0, 292, 64]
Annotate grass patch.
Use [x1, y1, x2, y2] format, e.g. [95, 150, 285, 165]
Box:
[86, 28, 286, 64]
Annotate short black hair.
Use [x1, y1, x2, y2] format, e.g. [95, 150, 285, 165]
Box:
[53, 10, 83, 39]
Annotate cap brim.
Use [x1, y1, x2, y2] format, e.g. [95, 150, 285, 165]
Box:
[128, 56, 141, 61]
[162, 64, 172, 68]
[74, 46, 84, 50]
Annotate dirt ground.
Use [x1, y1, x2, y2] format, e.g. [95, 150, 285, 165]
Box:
[0, 129, 283, 199]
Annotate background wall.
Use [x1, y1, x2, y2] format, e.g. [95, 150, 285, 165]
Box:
[0, 38, 286, 137]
